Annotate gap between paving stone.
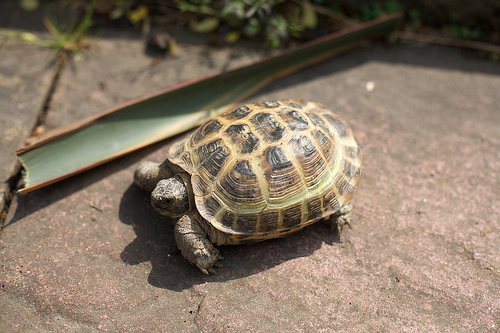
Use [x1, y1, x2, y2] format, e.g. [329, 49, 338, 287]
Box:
[0, 0, 83, 224]
[0, 49, 70, 228]
[33, 51, 71, 138]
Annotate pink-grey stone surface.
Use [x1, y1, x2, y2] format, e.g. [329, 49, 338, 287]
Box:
[0, 37, 57, 216]
[1, 17, 500, 333]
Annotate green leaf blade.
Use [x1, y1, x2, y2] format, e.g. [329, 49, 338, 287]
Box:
[17, 13, 401, 193]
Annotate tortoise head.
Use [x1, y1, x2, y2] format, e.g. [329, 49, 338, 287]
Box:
[151, 174, 191, 218]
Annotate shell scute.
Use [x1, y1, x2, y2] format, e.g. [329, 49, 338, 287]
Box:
[196, 141, 230, 181]
[322, 186, 341, 213]
[288, 134, 328, 190]
[221, 210, 236, 229]
[311, 129, 335, 161]
[335, 176, 355, 196]
[260, 146, 305, 203]
[305, 112, 331, 136]
[190, 119, 223, 146]
[323, 113, 350, 137]
[280, 108, 309, 131]
[202, 195, 223, 221]
[258, 100, 281, 108]
[266, 145, 292, 171]
[344, 145, 361, 159]
[289, 134, 316, 157]
[221, 105, 252, 120]
[282, 203, 303, 229]
[306, 196, 323, 221]
[250, 112, 288, 143]
[216, 160, 264, 207]
[236, 215, 259, 234]
[288, 102, 304, 109]
[259, 210, 279, 233]
[342, 160, 356, 179]
[223, 124, 260, 154]
[194, 139, 224, 162]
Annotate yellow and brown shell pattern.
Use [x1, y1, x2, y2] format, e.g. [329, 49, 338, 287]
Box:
[168, 99, 361, 242]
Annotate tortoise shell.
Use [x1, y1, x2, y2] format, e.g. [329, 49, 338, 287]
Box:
[168, 99, 361, 241]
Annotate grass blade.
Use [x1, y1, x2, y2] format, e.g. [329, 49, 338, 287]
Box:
[17, 13, 401, 193]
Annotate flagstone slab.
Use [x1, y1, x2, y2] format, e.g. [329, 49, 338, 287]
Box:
[1, 39, 499, 332]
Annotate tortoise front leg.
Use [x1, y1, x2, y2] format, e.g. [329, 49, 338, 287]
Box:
[329, 201, 353, 237]
[134, 161, 173, 192]
[134, 159, 188, 192]
[174, 212, 226, 274]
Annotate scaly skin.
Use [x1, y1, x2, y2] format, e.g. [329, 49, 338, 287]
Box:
[174, 211, 228, 274]
[330, 201, 353, 236]
[134, 161, 172, 192]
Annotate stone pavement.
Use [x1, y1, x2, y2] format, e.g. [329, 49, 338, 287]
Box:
[1, 14, 500, 333]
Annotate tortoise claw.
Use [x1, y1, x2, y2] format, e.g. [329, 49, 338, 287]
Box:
[199, 266, 217, 275]
[196, 256, 224, 275]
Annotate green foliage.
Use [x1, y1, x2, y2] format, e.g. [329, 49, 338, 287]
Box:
[178, 0, 216, 15]
[266, 14, 288, 48]
[5, 0, 97, 55]
[107, 0, 138, 20]
[177, 0, 321, 48]
[384, 0, 400, 13]
[407, 9, 422, 28]
[447, 25, 482, 40]
[43, 0, 96, 52]
[20, 0, 41, 11]
[359, 0, 400, 21]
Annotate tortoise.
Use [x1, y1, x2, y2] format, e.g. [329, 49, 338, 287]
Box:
[134, 98, 361, 274]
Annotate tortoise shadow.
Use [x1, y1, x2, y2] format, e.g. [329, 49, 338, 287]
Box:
[119, 183, 340, 291]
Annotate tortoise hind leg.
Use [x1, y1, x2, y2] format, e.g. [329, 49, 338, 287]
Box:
[329, 201, 353, 238]
[174, 212, 227, 274]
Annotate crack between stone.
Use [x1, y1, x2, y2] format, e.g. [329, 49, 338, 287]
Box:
[36, 50, 72, 133]
[193, 295, 206, 332]
[0, 49, 73, 230]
